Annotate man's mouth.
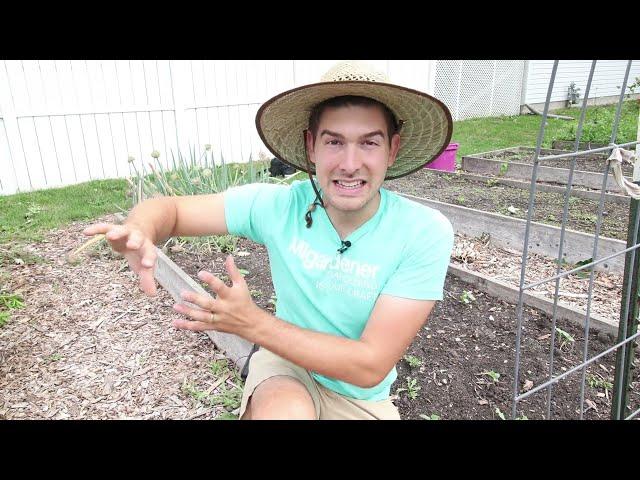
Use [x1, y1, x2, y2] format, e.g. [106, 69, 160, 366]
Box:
[333, 180, 366, 190]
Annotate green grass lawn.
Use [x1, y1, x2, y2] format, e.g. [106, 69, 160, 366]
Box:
[452, 113, 561, 159]
[452, 100, 638, 162]
[0, 178, 131, 245]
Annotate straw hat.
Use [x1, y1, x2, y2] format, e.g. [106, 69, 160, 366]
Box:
[255, 61, 453, 180]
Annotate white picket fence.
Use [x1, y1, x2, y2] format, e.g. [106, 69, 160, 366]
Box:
[0, 60, 300, 195]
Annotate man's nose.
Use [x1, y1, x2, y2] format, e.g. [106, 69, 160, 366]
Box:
[340, 145, 363, 173]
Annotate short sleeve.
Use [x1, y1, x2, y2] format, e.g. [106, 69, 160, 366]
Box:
[381, 213, 454, 301]
[223, 183, 290, 245]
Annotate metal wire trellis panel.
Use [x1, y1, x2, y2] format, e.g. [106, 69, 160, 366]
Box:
[511, 59, 640, 420]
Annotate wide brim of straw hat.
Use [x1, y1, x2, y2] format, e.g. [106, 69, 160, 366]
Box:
[255, 81, 453, 180]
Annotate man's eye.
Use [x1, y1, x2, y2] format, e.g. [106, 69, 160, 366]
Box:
[327, 139, 342, 145]
[364, 140, 379, 146]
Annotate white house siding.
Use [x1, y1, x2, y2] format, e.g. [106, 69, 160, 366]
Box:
[0, 60, 437, 195]
[524, 60, 640, 106]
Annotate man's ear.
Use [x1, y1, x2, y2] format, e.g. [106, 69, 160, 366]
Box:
[305, 129, 316, 165]
[387, 133, 401, 167]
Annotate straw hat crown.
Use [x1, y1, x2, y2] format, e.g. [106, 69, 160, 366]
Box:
[320, 61, 389, 82]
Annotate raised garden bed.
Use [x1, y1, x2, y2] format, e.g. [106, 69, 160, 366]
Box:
[448, 232, 620, 333]
[473, 146, 629, 175]
[384, 170, 629, 278]
[453, 171, 629, 206]
[461, 146, 631, 192]
[384, 169, 629, 241]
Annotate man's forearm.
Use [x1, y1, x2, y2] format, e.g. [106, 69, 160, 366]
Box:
[125, 197, 178, 244]
[246, 309, 382, 388]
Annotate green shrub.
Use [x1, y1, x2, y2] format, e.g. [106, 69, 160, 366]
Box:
[554, 100, 638, 144]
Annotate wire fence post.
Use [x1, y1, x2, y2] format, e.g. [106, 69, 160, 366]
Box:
[611, 105, 640, 419]
[611, 186, 640, 419]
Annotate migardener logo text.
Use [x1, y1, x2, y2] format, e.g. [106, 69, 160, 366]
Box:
[288, 238, 380, 301]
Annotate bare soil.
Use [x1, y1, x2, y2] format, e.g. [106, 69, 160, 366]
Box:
[394, 275, 639, 420]
[384, 169, 630, 240]
[1, 213, 638, 420]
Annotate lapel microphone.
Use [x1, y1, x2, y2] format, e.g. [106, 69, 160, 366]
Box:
[337, 240, 351, 254]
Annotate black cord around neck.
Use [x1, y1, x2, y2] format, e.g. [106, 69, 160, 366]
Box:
[305, 199, 321, 228]
[303, 130, 325, 229]
[304, 168, 324, 228]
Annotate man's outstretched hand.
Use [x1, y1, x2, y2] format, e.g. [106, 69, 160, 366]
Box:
[83, 222, 158, 296]
[172, 255, 262, 335]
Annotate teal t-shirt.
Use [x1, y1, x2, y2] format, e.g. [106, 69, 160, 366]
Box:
[224, 179, 454, 401]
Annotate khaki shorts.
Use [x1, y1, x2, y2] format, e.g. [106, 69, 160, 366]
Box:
[239, 348, 400, 420]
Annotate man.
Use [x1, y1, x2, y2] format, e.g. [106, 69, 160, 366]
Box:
[84, 61, 454, 420]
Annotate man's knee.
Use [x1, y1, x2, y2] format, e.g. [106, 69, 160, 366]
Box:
[241, 376, 316, 420]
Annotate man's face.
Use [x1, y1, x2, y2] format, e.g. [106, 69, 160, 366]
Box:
[306, 104, 401, 217]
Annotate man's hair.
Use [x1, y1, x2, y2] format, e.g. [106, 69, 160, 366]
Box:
[307, 95, 399, 146]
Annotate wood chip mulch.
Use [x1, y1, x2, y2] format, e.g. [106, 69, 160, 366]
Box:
[451, 233, 623, 321]
[0, 214, 240, 420]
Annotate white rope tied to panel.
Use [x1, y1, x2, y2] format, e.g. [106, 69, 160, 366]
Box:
[607, 147, 640, 199]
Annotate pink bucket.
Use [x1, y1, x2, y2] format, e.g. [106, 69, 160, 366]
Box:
[424, 143, 459, 172]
